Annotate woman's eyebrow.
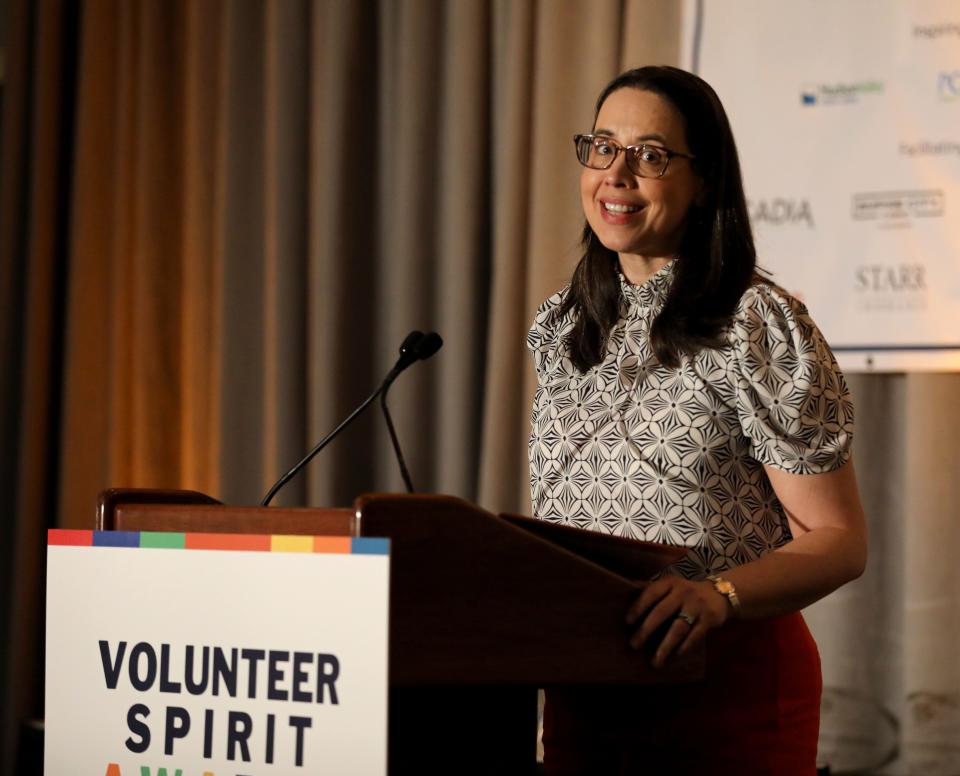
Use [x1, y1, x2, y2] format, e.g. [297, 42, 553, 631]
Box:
[592, 128, 669, 145]
[635, 133, 668, 144]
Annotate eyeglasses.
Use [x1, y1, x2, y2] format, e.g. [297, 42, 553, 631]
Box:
[573, 134, 695, 178]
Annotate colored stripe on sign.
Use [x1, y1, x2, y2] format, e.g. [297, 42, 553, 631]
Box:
[271, 535, 314, 553]
[48, 530, 387, 555]
[185, 533, 272, 552]
[140, 532, 186, 549]
[313, 536, 352, 554]
[93, 531, 140, 548]
[351, 537, 390, 555]
[48, 529, 93, 546]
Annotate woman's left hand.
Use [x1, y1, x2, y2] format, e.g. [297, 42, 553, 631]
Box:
[625, 577, 730, 668]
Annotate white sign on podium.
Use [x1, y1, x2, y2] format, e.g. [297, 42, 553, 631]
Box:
[45, 530, 389, 776]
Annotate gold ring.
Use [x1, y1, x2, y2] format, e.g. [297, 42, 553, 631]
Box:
[676, 611, 696, 627]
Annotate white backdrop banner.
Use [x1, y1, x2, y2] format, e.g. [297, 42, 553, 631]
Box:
[45, 530, 389, 776]
[684, 0, 960, 372]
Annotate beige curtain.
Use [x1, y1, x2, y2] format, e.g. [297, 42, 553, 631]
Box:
[3, 0, 958, 773]
[58, 0, 683, 523]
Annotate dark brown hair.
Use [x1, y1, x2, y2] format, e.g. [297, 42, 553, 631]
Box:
[559, 66, 757, 370]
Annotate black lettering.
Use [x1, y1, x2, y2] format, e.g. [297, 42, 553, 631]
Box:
[212, 647, 238, 697]
[316, 654, 340, 705]
[125, 703, 150, 753]
[159, 644, 182, 693]
[267, 651, 289, 701]
[289, 715, 312, 767]
[203, 708, 214, 759]
[185, 645, 210, 695]
[164, 706, 191, 755]
[265, 713, 275, 764]
[129, 643, 158, 692]
[854, 266, 869, 291]
[241, 648, 265, 699]
[227, 711, 252, 762]
[291, 652, 312, 703]
[99, 640, 126, 689]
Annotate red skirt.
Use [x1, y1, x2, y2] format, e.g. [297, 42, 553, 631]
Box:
[542, 613, 822, 776]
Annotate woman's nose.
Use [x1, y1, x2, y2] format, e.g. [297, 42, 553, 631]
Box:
[603, 151, 633, 186]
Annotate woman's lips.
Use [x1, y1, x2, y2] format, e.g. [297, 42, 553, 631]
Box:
[599, 199, 644, 224]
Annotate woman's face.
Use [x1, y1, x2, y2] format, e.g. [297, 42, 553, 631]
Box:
[580, 88, 702, 263]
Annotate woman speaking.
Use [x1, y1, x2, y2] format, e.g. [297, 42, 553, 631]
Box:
[528, 66, 867, 775]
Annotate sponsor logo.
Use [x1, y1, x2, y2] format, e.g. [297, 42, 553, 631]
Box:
[938, 70, 960, 101]
[800, 81, 883, 106]
[851, 190, 944, 226]
[748, 198, 814, 228]
[899, 140, 960, 158]
[855, 264, 926, 293]
[853, 263, 928, 312]
[913, 22, 960, 40]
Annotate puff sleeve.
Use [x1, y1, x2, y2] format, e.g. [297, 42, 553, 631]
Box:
[526, 287, 572, 383]
[731, 284, 853, 474]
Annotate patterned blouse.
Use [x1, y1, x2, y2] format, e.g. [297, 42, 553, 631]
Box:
[527, 261, 853, 580]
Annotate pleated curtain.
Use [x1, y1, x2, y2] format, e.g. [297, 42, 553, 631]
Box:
[56, 0, 682, 521]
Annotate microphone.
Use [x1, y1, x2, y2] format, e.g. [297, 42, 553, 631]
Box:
[260, 330, 441, 506]
[387, 330, 427, 379]
[413, 331, 443, 360]
[380, 332, 443, 492]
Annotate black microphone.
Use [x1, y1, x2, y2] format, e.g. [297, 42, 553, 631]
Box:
[413, 331, 442, 360]
[380, 331, 443, 492]
[388, 330, 427, 378]
[260, 330, 435, 506]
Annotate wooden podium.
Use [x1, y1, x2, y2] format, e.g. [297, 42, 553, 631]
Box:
[96, 489, 704, 775]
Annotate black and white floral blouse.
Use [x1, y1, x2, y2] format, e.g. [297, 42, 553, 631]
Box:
[527, 261, 853, 580]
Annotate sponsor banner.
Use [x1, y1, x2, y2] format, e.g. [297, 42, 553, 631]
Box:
[45, 530, 390, 776]
[684, 0, 960, 372]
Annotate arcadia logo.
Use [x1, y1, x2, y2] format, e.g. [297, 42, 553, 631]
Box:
[748, 199, 814, 228]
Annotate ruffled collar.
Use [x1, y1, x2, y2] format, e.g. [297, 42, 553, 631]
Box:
[618, 260, 675, 311]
